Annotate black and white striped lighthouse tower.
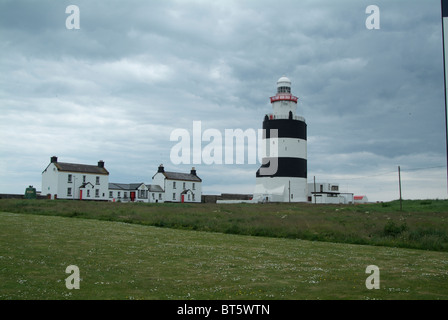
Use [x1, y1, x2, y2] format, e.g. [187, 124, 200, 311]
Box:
[254, 76, 308, 202]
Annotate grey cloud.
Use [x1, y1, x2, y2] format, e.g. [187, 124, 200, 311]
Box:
[0, 0, 446, 201]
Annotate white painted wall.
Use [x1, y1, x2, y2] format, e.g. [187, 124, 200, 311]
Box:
[272, 100, 297, 117]
[41, 163, 109, 200]
[42, 163, 58, 199]
[164, 179, 201, 203]
[254, 177, 308, 202]
[262, 137, 307, 159]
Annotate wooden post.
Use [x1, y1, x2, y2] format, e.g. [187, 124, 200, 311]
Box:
[289, 180, 291, 203]
[398, 166, 402, 211]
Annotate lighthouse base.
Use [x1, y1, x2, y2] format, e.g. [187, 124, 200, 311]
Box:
[253, 177, 308, 203]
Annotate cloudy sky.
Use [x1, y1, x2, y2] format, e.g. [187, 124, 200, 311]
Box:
[1, 0, 447, 202]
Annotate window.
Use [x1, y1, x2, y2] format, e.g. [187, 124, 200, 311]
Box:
[183, 182, 186, 190]
[117, 191, 121, 198]
[87, 190, 90, 197]
[331, 185, 339, 191]
[152, 193, 155, 200]
[95, 189, 99, 198]
[192, 194, 195, 201]
[192, 183, 195, 190]
[124, 192, 128, 199]
[68, 174, 72, 183]
[96, 176, 100, 185]
[173, 182, 176, 189]
[109, 191, 113, 198]
[67, 188, 72, 196]
[83, 175, 86, 183]
[173, 193, 176, 200]
[159, 193, 162, 200]
[187, 194, 191, 201]
[278, 86, 291, 94]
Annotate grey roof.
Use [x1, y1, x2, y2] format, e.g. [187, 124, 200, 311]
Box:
[109, 183, 145, 191]
[162, 171, 202, 182]
[109, 183, 164, 192]
[148, 184, 164, 192]
[54, 162, 109, 175]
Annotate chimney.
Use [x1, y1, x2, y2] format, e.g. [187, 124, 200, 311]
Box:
[98, 160, 105, 168]
[51, 156, 58, 163]
[190, 167, 197, 176]
[158, 164, 165, 173]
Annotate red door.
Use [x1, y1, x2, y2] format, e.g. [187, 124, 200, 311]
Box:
[79, 190, 83, 200]
[181, 194, 184, 203]
[130, 192, 136, 202]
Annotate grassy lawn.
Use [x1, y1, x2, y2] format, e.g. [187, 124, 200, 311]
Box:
[1, 199, 448, 251]
[1, 211, 448, 300]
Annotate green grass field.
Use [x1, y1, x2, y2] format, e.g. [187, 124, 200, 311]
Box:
[1, 199, 448, 251]
[1, 201, 448, 299]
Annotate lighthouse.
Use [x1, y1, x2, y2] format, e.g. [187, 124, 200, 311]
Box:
[253, 76, 308, 202]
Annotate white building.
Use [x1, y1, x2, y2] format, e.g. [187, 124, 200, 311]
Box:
[152, 165, 202, 203]
[42, 156, 109, 200]
[41, 157, 202, 203]
[108, 183, 164, 203]
[307, 182, 354, 204]
[253, 76, 308, 202]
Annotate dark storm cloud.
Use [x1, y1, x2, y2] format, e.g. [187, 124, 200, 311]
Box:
[0, 0, 446, 201]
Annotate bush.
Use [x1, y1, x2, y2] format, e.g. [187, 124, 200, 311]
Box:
[383, 220, 408, 237]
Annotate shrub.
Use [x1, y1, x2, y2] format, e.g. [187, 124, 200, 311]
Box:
[383, 220, 408, 237]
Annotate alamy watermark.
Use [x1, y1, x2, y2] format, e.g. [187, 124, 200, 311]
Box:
[365, 265, 380, 289]
[65, 265, 80, 289]
[66, 5, 80, 30]
[170, 121, 279, 175]
[365, 5, 380, 30]
[64, 5, 380, 31]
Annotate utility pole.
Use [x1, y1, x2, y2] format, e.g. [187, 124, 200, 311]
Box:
[289, 180, 291, 203]
[398, 166, 402, 211]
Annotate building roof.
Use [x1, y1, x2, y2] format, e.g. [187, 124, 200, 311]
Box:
[109, 183, 145, 191]
[277, 76, 291, 86]
[51, 162, 109, 175]
[109, 183, 164, 192]
[162, 171, 202, 182]
[148, 184, 164, 192]
[79, 182, 94, 188]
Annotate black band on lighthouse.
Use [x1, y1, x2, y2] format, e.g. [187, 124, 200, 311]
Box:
[256, 157, 307, 178]
[443, 0, 448, 17]
[263, 119, 307, 140]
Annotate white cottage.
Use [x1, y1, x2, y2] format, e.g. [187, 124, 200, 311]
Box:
[42, 156, 109, 200]
[108, 182, 164, 203]
[108, 183, 148, 202]
[152, 165, 201, 203]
